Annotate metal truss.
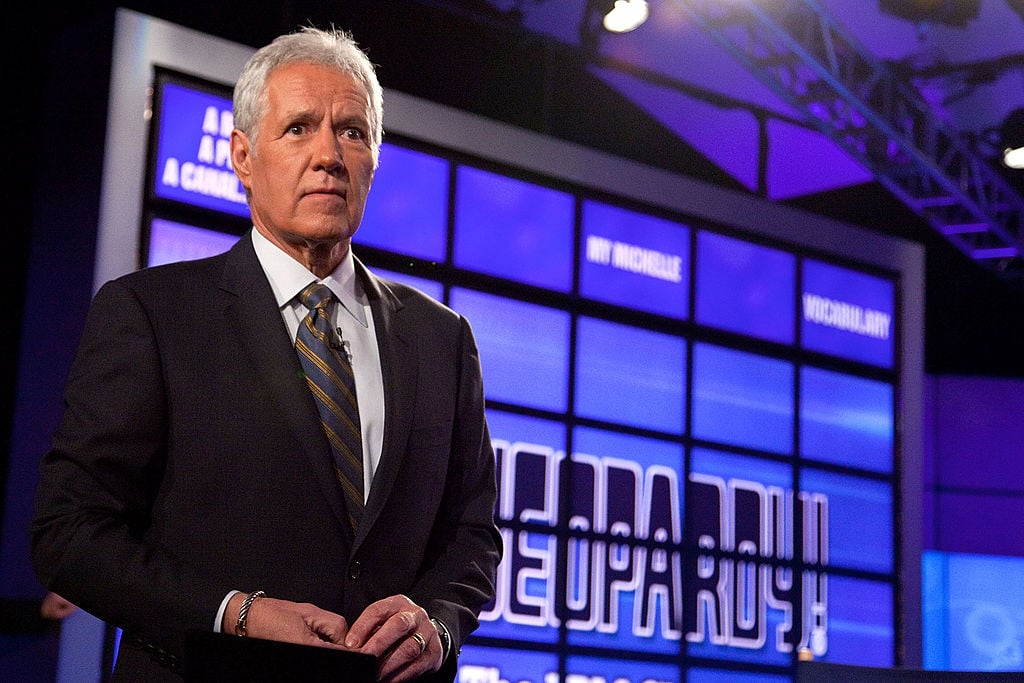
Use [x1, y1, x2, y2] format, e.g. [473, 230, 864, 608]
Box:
[672, 0, 1024, 284]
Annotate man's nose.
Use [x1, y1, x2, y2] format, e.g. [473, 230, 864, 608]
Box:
[314, 128, 344, 173]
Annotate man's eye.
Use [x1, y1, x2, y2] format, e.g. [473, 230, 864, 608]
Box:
[343, 127, 366, 140]
[286, 124, 306, 135]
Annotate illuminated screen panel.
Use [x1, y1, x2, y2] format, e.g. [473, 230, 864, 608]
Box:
[575, 316, 687, 434]
[453, 166, 574, 291]
[800, 468, 893, 574]
[579, 200, 691, 319]
[449, 288, 570, 412]
[356, 143, 449, 261]
[687, 449, 796, 666]
[800, 366, 894, 473]
[568, 655, 681, 683]
[481, 410, 566, 644]
[147, 218, 238, 266]
[566, 427, 685, 655]
[688, 669, 790, 683]
[691, 343, 794, 455]
[923, 550, 1024, 672]
[373, 268, 443, 302]
[801, 259, 895, 368]
[150, 72, 249, 218]
[695, 230, 796, 343]
[458, 645, 558, 682]
[824, 576, 894, 667]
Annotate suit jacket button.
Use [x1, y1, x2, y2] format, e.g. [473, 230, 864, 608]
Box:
[349, 561, 361, 580]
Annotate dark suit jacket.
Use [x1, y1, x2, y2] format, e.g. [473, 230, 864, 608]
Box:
[31, 233, 501, 680]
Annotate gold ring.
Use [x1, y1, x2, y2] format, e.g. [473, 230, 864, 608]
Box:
[411, 631, 427, 655]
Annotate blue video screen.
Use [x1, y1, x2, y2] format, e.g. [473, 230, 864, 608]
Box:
[801, 468, 893, 574]
[579, 200, 691, 319]
[454, 166, 575, 291]
[800, 366, 894, 473]
[458, 645, 559, 682]
[565, 427, 686, 655]
[825, 576, 894, 667]
[373, 268, 444, 302]
[147, 218, 238, 267]
[357, 143, 449, 261]
[923, 550, 1024, 672]
[691, 343, 794, 455]
[449, 288, 570, 412]
[480, 410, 567, 644]
[695, 230, 796, 343]
[687, 449, 798, 666]
[575, 316, 687, 433]
[802, 259, 895, 368]
[568, 654, 681, 683]
[151, 77, 250, 218]
[688, 669, 790, 683]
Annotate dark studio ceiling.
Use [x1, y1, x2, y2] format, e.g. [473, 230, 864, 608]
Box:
[28, 1, 1024, 375]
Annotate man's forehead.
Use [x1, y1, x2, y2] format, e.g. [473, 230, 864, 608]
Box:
[266, 63, 369, 105]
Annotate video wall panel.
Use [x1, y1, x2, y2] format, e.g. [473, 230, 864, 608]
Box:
[142, 67, 903, 681]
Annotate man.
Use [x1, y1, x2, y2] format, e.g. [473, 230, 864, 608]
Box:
[31, 26, 501, 682]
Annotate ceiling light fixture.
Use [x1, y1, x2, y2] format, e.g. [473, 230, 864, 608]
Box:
[603, 0, 649, 33]
[1001, 108, 1024, 170]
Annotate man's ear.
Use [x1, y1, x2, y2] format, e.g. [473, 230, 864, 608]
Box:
[230, 129, 253, 190]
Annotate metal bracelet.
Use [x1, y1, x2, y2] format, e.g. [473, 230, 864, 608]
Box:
[234, 590, 266, 637]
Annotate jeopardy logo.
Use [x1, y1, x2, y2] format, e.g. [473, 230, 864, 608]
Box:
[482, 440, 829, 658]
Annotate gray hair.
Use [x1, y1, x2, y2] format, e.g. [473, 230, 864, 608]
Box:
[233, 26, 383, 167]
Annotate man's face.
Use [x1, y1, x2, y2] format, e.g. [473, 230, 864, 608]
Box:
[231, 62, 375, 256]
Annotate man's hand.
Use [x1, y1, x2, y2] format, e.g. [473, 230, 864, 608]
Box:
[224, 593, 350, 648]
[40, 592, 78, 621]
[344, 594, 443, 682]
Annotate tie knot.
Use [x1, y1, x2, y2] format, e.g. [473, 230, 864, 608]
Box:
[299, 283, 334, 312]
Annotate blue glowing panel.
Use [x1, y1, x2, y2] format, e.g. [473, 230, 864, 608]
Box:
[568, 654, 680, 683]
[480, 411, 567, 643]
[575, 316, 686, 433]
[454, 166, 574, 291]
[567, 427, 685, 655]
[691, 343, 794, 455]
[357, 143, 448, 260]
[800, 367, 894, 473]
[579, 200, 690, 319]
[688, 668, 790, 683]
[822, 577, 894, 667]
[152, 80, 249, 218]
[373, 268, 444, 303]
[802, 260, 895, 369]
[449, 288, 569, 411]
[147, 219, 238, 267]
[800, 469, 893, 574]
[457, 645, 558, 683]
[695, 231, 796, 343]
[923, 550, 1024, 672]
[687, 449, 795, 666]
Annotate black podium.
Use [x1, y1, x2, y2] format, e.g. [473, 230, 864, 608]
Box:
[185, 630, 377, 681]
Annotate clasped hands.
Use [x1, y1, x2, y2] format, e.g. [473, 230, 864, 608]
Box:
[225, 593, 442, 682]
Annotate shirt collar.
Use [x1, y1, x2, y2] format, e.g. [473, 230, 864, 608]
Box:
[250, 228, 367, 327]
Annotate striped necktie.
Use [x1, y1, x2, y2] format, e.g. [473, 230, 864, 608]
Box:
[295, 283, 364, 531]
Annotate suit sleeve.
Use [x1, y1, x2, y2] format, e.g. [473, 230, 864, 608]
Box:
[30, 278, 225, 650]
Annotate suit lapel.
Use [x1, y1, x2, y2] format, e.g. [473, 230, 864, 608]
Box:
[353, 259, 418, 547]
[217, 235, 352, 533]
